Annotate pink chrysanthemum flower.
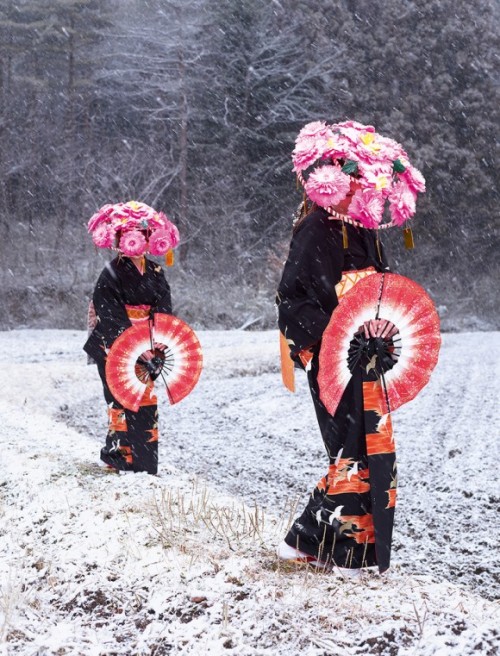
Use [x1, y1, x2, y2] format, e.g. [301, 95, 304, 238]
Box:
[354, 133, 387, 164]
[334, 120, 375, 133]
[119, 230, 147, 257]
[148, 229, 172, 256]
[113, 215, 144, 231]
[293, 123, 336, 173]
[363, 164, 394, 194]
[304, 165, 351, 208]
[108, 201, 158, 231]
[323, 134, 350, 162]
[297, 121, 331, 141]
[388, 181, 417, 226]
[110, 206, 128, 229]
[292, 120, 425, 227]
[92, 223, 114, 249]
[166, 220, 180, 249]
[121, 201, 149, 220]
[150, 213, 180, 247]
[348, 189, 385, 228]
[400, 165, 426, 194]
[375, 136, 405, 162]
[292, 136, 324, 173]
[88, 204, 114, 232]
[149, 211, 167, 230]
[332, 123, 376, 149]
[338, 127, 366, 146]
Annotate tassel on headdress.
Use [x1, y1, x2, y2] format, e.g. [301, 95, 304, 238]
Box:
[342, 221, 349, 249]
[403, 227, 415, 250]
[165, 250, 175, 266]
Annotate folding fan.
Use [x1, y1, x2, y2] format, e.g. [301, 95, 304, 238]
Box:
[106, 314, 203, 411]
[318, 273, 441, 415]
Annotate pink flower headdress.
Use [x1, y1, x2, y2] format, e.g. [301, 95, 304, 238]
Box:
[87, 200, 180, 263]
[292, 120, 425, 229]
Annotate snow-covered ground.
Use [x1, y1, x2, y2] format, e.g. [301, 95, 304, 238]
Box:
[0, 329, 498, 655]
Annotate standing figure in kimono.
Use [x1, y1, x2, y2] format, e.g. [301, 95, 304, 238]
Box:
[276, 120, 426, 571]
[84, 201, 180, 475]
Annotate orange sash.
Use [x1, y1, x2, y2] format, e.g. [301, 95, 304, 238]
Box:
[125, 304, 151, 323]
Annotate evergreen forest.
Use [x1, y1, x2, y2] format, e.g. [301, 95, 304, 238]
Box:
[0, 0, 498, 330]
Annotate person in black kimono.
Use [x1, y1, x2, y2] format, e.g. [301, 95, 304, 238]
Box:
[273, 118, 427, 572]
[84, 253, 172, 474]
[276, 203, 398, 571]
[84, 200, 180, 475]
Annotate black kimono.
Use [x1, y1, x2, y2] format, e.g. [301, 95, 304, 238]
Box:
[277, 208, 395, 571]
[84, 256, 171, 474]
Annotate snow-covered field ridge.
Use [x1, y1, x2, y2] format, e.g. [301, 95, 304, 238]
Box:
[0, 330, 498, 655]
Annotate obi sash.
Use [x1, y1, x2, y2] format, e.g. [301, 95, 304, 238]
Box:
[125, 304, 151, 324]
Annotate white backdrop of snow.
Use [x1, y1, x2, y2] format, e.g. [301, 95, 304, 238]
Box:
[0, 329, 498, 655]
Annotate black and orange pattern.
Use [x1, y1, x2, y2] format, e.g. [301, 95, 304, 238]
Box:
[85, 256, 172, 475]
[277, 208, 399, 571]
[284, 358, 397, 572]
[98, 362, 159, 474]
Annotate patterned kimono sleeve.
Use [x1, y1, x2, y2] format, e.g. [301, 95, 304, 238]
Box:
[276, 213, 344, 357]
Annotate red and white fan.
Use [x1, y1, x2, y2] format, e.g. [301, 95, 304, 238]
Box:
[318, 273, 441, 415]
[106, 314, 203, 411]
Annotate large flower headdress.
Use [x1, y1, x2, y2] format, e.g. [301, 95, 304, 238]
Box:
[292, 120, 425, 229]
[88, 200, 180, 261]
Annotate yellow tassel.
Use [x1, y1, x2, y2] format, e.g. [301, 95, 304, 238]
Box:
[296, 175, 300, 190]
[403, 227, 415, 250]
[342, 221, 349, 249]
[165, 250, 175, 266]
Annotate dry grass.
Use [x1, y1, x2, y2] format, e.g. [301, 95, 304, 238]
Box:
[145, 477, 499, 654]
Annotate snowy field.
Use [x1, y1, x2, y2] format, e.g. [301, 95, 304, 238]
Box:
[0, 328, 498, 655]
